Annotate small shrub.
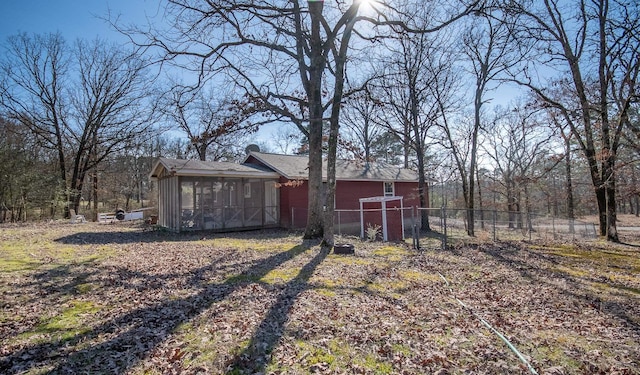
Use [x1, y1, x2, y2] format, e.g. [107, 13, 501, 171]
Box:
[366, 223, 381, 241]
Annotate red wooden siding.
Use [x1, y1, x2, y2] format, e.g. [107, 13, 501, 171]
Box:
[336, 181, 420, 209]
[362, 200, 404, 242]
[244, 154, 421, 231]
[277, 178, 308, 228]
[395, 182, 421, 207]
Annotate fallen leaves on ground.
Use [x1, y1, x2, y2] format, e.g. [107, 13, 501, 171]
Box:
[0, 222, 639, 374]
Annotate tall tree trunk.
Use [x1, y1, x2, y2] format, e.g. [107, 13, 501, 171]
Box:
[564, 137, 575, 231]
[92, 131, 99, 221]
[303, 0, 325, 239]
[323, 2, 359, 247]
[416, 151, 431, 232]
[604, 159, 619, 241]
[476, 167, 485, 230]
[505, 176, 514, 228]
[93, 168, 98, 222]
[198, 143, 207, 161]
[467, 85, 482, 237]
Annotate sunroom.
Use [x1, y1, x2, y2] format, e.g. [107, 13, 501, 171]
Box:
[149, 158, 280, 232]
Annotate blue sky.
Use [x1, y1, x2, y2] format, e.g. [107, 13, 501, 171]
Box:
[0, 0, 159, 43]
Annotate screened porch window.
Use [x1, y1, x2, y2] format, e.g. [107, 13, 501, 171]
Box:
[179, 176, 278, 231]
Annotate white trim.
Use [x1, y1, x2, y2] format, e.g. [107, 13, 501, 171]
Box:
[359, 196, 405, 241]
[383, 181, 395, 196]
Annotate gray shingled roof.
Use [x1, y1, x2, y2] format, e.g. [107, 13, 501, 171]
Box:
[149, 157, 279, 179]
[245, 152, 418, 182]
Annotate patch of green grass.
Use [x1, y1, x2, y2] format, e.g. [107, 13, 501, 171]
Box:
[224, 245, 311, 286]
[373, 245, 410, 262]
[534, 345, 582, 368]
[398, 269, 441, 284]
[289, 339, 354, 371]
[594, 282, 640, 296]
[230, 339, 252, 356]
[0, 240, 44, 272]
[527, 328, 638, 370]
[392, 343, 412, 356]
[174, 321, 194, 333]
[316, 288, 337, 297]
[530, 244, 579, 253]
[542, 245, 640, 269]
[357, 354, 393, 374]
[200, 238, 298, 252]
[0, 236, 114, 273]
[365, 280, 406, 299]
[169, 321, 224, 369]
[529, 331, 593, 368]
[310, 278, 338, 296]
[551, 265, 591, 278]
[19, 300, 100, 344]
[261, 267, 302, 284]
[307, 347, 336, 366]
[0, 257, 42, 272]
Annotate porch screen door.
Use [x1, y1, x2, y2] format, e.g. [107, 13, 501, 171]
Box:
[264, 181, 278, 224]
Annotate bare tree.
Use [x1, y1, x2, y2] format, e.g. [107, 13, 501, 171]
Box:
[545, 109, 577, 222]
[484, 104, 556, 229]
[75, 38, 159, 220]
[0, 116, 59, 221]
[373, 28, 460, 232]
[456, 7, 517, 236]
[270, 123, 300, 154]
[504, 0, 640, 241]
[340, 89, 385, 161]
[1, 33, 70, 213]
[1, 34, 158, 219]
[162, 87, 261, 161]
[122, 0, 480, 245]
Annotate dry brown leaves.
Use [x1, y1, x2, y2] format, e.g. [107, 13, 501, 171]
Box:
[1, 222, 639, 374]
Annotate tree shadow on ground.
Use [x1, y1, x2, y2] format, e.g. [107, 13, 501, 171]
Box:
[470, 243, 640, 334]
[53, 227, 295, 245]
[619, 240, 640, 248]
[0, 239, 321, 374]
[227, 245, 330, 373]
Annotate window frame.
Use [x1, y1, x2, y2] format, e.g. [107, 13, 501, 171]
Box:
[383, 181, 395, 197]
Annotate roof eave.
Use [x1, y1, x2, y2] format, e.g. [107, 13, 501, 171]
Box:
[171, 168, 279, 178]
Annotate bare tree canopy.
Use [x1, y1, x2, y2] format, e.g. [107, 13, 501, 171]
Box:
[450, 5, 518, 236]
[119, 0, 481, 244]
[161, 86, 265, 161]
[504, 0, 640, 241]
[0, 33, 159, 218]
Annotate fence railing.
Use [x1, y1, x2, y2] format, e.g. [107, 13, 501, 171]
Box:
[290, 206, 598, 249]
[417, 207, 597, 249]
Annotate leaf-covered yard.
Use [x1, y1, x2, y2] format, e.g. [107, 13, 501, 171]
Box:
[1, 223, 639, 374]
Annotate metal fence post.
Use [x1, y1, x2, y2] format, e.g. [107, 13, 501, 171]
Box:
[441, 206, 447, 250]
[493, 209, 497, 242]
[412, 206, 419, 250]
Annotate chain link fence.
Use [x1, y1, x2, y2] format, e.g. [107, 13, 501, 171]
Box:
[290, 206, 598, 249]
[415, 207, 598, 249]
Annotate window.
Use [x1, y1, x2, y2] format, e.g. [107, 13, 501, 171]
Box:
[384, 182, 394, 196]
[244, 183, 252, 198]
